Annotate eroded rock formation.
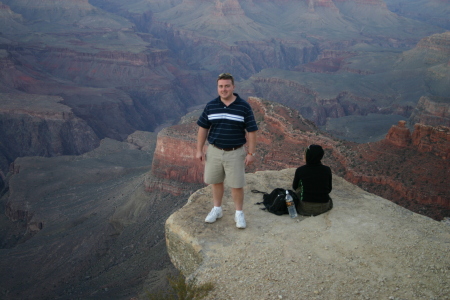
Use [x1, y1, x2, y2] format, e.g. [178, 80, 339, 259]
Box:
[412, 123, 450, 159]
[385, 120, 412, 147]
[385, 120, 450, 159]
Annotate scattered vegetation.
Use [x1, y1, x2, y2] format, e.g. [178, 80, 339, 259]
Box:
[146, 274, 214, 300]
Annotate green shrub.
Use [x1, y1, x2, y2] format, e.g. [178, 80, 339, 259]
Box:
[146, 274, 214, 300]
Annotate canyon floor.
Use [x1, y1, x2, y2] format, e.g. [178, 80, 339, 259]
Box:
[0, 135, 185, 300]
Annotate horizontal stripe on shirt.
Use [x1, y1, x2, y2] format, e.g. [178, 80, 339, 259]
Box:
[208, 113, 245, 122]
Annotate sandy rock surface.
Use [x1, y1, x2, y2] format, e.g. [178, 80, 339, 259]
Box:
[166, 169, 450, 300]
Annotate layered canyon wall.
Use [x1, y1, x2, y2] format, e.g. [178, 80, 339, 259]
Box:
[0, 93, 100, 183]
[410, 96, 450, 127]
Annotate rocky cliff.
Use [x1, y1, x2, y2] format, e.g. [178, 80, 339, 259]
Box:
[0, 92, 100, 180]
[415, 31, 450, 56]
[149, 98, 450, 220]
[240, 76, 384, 126]
[2, 0, 96, 23]
[145, 0, 440, 78]
[409, 96, 450, 127]
[0, 0, 214, 184]
[0, 134, 181, 300]
[385, 120, 412, 147]
[386, 0, 450, 30]
[386, 120, 450, 159]
[0, 2, 28, 33]
[412, 123, 450, 159]
[165, 168, 450, 299]
[145, 120, 205, 196]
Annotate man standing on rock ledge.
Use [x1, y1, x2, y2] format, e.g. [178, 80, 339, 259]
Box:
[196, 73, 258, 229]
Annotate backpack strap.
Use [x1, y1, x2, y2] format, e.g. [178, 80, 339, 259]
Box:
[252, 190, 269, 209]
[251, 189, 267, 195]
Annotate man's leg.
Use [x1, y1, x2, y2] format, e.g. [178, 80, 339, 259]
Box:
[205, 182, 224, 223]
[212, 182, 224, 207]
[231, 187, 244, 211]
[224, 148, 246, 228]
[204, 146, 226, 223]
[232, 187, 246, 228]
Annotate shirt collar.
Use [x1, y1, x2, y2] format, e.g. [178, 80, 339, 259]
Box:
[215, 93, 242, 105]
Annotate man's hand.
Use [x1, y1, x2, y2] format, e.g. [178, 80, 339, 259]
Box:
[196, 127, 208, 163]
[245, 131, 257, 166]
[245, 153, 255, 166]
[196, 150, 205, 162]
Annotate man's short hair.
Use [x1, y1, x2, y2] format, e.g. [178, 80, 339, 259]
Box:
[217, 73, 234, 85]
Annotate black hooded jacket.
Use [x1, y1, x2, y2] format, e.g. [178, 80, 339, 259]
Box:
[292, 145, 332, 203]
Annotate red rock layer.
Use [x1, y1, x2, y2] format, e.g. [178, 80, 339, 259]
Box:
[385, 120, 412, 147]
[347, 139, 449, 219]
[37, 47, 168, 87]
[412, 124, 450, 159]
[145, 122, 205, 196]
[386, 120, 450, 159]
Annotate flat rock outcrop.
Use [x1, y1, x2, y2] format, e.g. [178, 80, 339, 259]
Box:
[166, 168, 450, 300]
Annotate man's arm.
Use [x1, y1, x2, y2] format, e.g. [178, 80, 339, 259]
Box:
[196, 126, 209, 162]
[245, 130, 257, 166]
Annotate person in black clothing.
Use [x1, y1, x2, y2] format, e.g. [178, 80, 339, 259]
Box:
[292, 144, 333, 216]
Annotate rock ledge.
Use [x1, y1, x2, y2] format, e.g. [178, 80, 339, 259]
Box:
[166, 169, 450, 299]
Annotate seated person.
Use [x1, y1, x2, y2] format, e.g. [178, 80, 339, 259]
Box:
[292, 144, 333, 216]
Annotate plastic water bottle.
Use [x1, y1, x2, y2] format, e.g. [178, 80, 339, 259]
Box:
[285, 190, 297, 218]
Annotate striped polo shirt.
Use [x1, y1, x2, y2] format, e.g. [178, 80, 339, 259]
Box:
[197, 94, 258, 149]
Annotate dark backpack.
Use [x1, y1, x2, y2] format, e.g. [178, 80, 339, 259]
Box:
[253, 188, 300, 215]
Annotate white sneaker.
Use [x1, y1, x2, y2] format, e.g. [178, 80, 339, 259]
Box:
[205, 207, 223, 223]
[235, 212, 246, 229]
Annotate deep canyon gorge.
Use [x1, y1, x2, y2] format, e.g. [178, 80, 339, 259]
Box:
[0, 0, 449, 299]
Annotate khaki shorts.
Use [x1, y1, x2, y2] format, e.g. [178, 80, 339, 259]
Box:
[204, 145, 246, 188]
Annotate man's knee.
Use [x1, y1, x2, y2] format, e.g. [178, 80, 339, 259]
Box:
[231, 187, 244, 198]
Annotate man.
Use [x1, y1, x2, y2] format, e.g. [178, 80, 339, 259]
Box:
[196, 73, 258, 229]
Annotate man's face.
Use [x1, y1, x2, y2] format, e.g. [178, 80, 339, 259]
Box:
[217, 79, 235, 101]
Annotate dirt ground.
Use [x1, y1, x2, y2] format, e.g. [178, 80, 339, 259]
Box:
[166, 169, 450, 300]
